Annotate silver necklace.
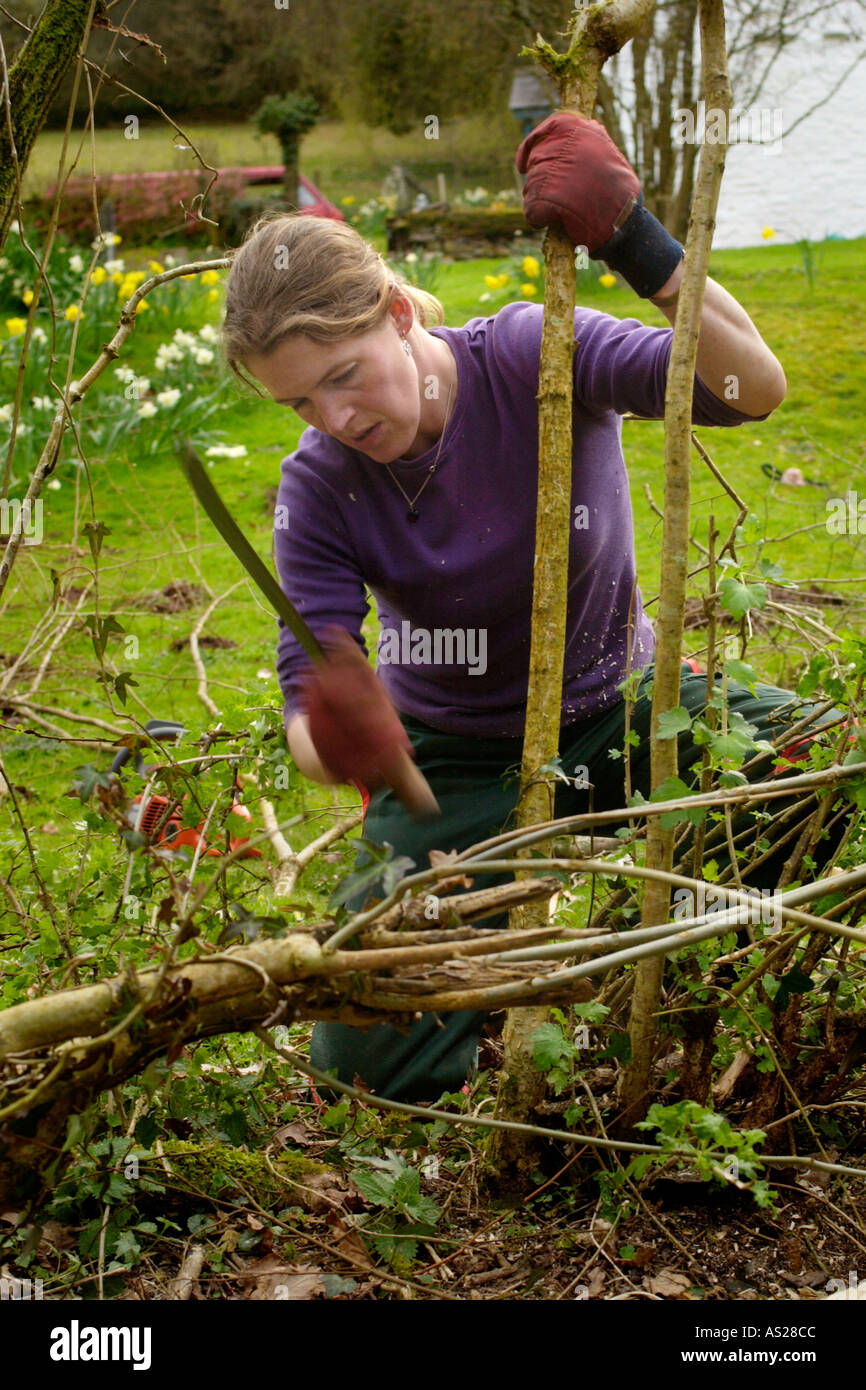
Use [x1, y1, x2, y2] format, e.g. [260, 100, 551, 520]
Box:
[385, 368, 455, 523]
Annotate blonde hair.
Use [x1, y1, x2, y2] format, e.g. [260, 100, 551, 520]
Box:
[221, 213, 445, 389]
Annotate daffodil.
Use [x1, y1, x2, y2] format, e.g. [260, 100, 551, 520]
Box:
[200, 269, 221, 287]
[135, 300, 149, 314]
[207, 289, 219, 302]
[91, 267, 107, 286]
[148, 260, 165, 274]
[69, 254, 85, 274]
[111, 273, 125, 286]
[599, 273, 617, 288]
[762, 226, 776, 240]
[5, 317, 25, 335]
[64, 305, 82, 322]
[521, 255, 540, 279]
[520, 282, 537, 298]
[341, 195, 356, 206]
[21, 289, 34, 306]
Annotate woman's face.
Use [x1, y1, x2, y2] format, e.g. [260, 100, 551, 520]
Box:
[245, 305, 426, 462]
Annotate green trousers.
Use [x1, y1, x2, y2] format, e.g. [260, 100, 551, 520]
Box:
[310, 662, 845, 1101]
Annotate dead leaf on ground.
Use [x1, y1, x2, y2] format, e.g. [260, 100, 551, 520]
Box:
[242, 1255, 325, 1301]
[645, 1269, 694, 1298]
[328, 1216, 375, 1271]
[272, 1121, 314, 1149]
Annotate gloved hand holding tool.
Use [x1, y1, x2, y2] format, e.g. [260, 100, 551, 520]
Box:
[178, 440, 438, 819]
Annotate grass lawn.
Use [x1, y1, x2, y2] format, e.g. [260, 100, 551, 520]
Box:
[24, 113, 523, 208]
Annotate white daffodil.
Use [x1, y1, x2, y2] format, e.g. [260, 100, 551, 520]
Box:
[0, 403, 13, 422]
[105, 258, 125, 275]
[69, 254, 85, 274]
[198, 324, 218, 343]
[134, 377, 151, 397]
[155, 343, 183, 370]
[205, 444, 247, 459]
[114, 364, 136, 383]
[137, 401, 158, 418]
[193, 347, 214, 365]
[156, 387, 181, 408]
[47, 478, 61, 490]
[172, 329, 197, 350]
[31, 326, 47, 344]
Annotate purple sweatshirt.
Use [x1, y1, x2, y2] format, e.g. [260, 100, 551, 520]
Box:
[274, 301, 756, 738]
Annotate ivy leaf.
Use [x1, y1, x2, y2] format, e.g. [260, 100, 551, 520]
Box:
[112, 671, 139, 705]
[719, 574, 768, 618]
[82, 518, 111, 560]
[656, 707, 692, 740]
[773, 966, 815, 1012]
[69, 763, 115, 802]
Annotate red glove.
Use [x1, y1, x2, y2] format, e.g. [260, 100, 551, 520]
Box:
[300, 627, 439, 818]
[516, 111, 639, 256]
[515, 111, 683, 298]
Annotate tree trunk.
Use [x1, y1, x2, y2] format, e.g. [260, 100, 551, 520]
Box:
[0, 0, 103, 250]
[618, 0, 732, 1129]
[486, 0, 654, 1188]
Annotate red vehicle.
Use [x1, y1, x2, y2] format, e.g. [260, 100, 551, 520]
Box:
[234, 166, 344, 221]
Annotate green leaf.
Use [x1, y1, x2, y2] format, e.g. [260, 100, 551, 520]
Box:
[531, 1021, 570, 1072]
[113, 671, 139, 705]
[656, 707, 692, 740]
[719, 574, 768, 618]
[329, 839, 415, 910]
[724, 659, 759, 693]
[352, 1169, 398, 1208]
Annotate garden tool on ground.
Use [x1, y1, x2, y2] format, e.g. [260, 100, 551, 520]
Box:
[110, 717, 261, 858]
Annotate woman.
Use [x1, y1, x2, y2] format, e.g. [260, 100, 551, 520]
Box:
[221, 114, 842, 1102]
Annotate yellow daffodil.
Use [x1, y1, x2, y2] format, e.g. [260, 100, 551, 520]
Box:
[200, 269, 221, 287]
[5, 317, 26, 336]
[91, 267, 107, 286]
[341, 195, 356, 206]
[521, 255, 540, 279]
[135, 300, 149, 314]
[484, 273, 510, 291]
[520, 282, 537, 297]
[22, 289, 34, 306]
[207, 288, 219, 302]
[64, 305, 82, 321]
[125, 271, 146, 287]
[148, 260, 165, 274]
[762, 225, 776, 240]
[111, 272, 124, 286]
[599, 273, 617, 288]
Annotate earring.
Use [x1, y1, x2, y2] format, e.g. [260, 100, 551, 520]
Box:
[402, 337, 412, 356]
